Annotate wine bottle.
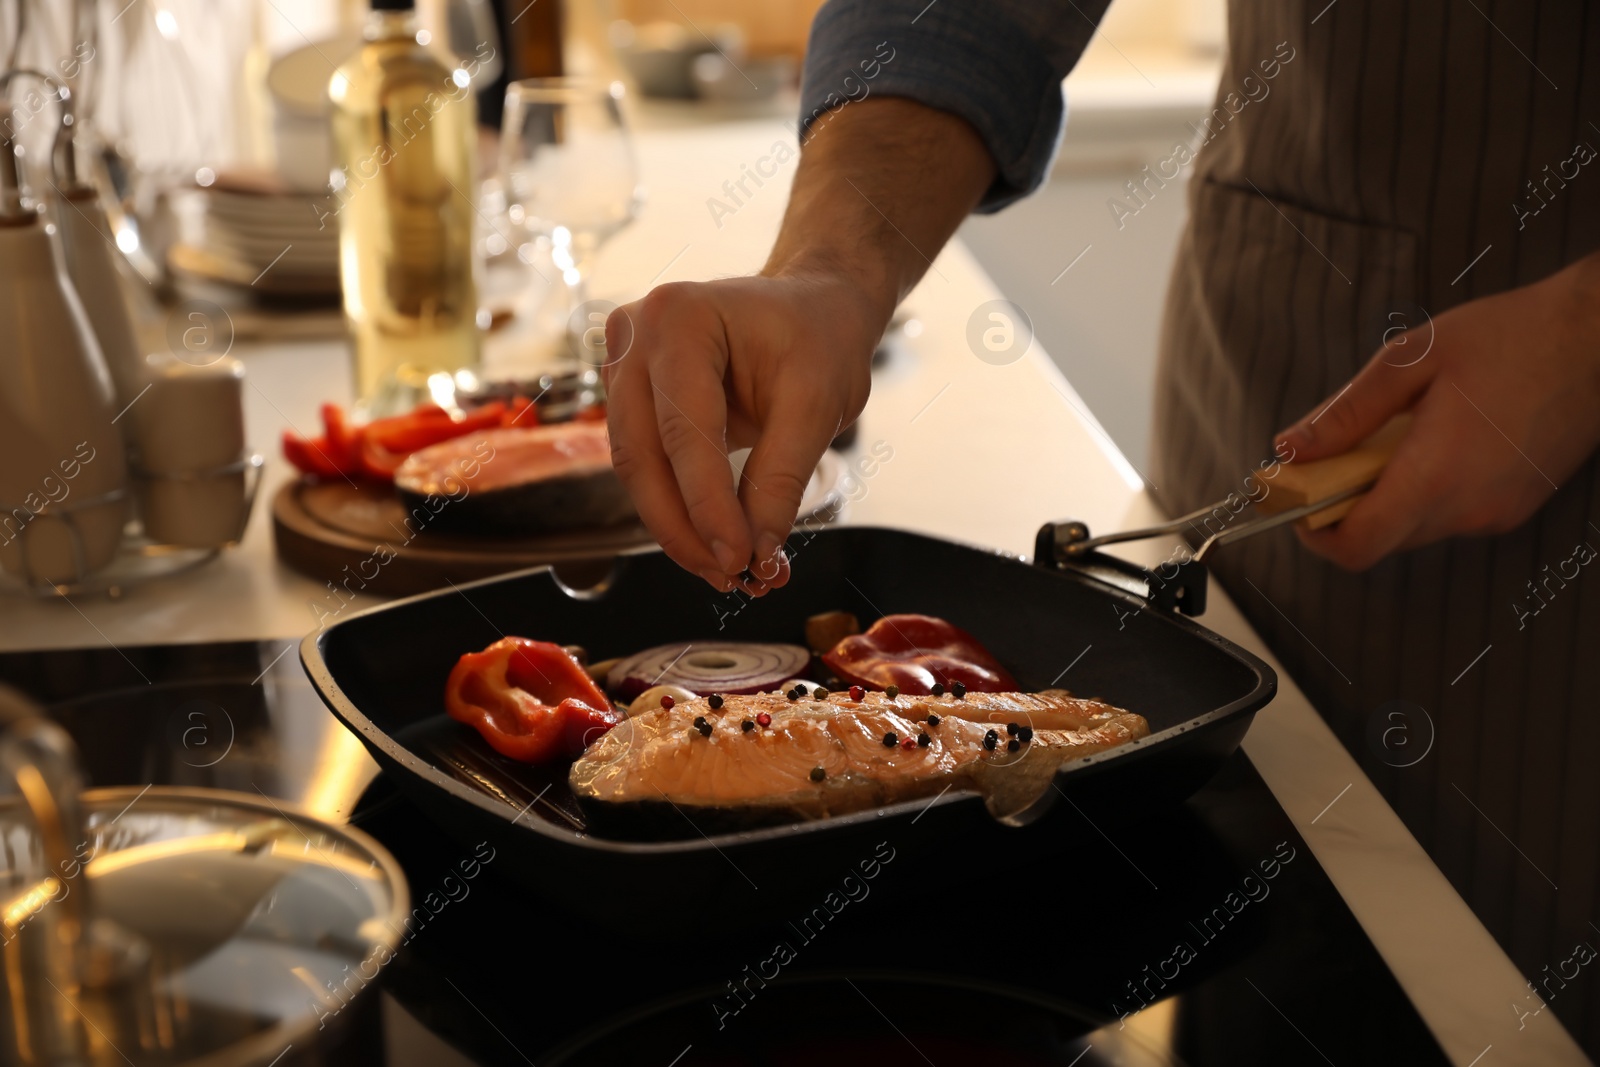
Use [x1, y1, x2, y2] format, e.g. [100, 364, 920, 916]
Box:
[329, 0, 481, 414]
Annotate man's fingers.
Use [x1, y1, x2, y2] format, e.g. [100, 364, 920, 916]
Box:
[649, 342, 750, 577]
[1293, 425, 1436, 570]
[605, 354, 731, 591]
[1276, 328, 1435, 462]
[738, 395, 840, 587]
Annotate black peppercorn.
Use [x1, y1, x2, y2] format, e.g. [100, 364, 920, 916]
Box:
[1007, 739, 1020, 753]
[926, 714, 941, 727]
[951, 681, 967, 699]
[795, 682, 809, 696]
[882, 732, 898, 748]
[695, 720, 713, 738]
[931, 682, 945, 697]
[708, 694, 724, 710]
[810, 766, 826, 782]
[787, 688, 800, 702]
[917, 733, 931, 747]
[1005, 722, 1019, 736]
[885, 685, 900, 700]
[983, 729, 999, 751]
[742, 719, 755, 732]
[1017, 726, 1034, 743]
[693, 715, 708, 728]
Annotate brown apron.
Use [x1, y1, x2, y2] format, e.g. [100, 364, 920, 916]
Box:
[1153, 0, 1600, 1050]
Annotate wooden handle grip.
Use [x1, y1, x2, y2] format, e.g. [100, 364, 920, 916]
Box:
[1254, 415, 1410, 530]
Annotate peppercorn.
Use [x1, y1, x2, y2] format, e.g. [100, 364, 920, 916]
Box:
[926, 714, 941, 727]
[1007, 739, 1020, 753]
[661, 695, 675, 710]
[901, 737, 916, 751]
[708, 694, 724, 710]
[693, 715, 708, 729]
[849, 685, 865, 702]
[1017, 726, 1034, 743]
[814, 687, 829, 700]
[1005, 722, 1019, 736]
[917, 733, 931, 747]
[882, 732, 898, 748]
[694, 718, 712, 738]
[787, 688, 800, 702]
[952, 681, 967, 699]
[983, 729, 999, 751]
[742, 719, 755, 732]
[810, 766, 826, 782]
[756, 712, 772, 727]
[885, 685, 899, 700]
[931, 682, 945, 697]
[795, 682, 809, 696]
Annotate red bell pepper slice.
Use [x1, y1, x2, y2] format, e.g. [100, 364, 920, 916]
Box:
[822, 614, 1018, 694]
[280, 429, 348, 480]
[320, 403, 363, 470]
[445, 637, 620, 763]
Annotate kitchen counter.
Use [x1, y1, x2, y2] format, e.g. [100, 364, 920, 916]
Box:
[0, 119, 1584, 1065]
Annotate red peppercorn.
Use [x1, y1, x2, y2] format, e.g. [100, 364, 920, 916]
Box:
[756, 712, 772, 727]
[661, 695, 675, 710]
[900, 737, 916, 751]
[849, 685, 865, 702]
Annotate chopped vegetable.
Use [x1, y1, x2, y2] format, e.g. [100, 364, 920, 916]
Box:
[445, 637, 620, 764]
[804, 610, 860, 655]
[282, 398, 548, 484]
[606, 641, 811, 701]
[822, 614, 1017, 695]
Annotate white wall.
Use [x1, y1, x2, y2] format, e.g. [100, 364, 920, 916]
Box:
[957, 3, 1222, 475]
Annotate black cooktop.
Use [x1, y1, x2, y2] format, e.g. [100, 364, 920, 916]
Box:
[0, 640, 1450, 1066]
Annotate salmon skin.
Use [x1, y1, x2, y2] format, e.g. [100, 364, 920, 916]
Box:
[569, 689, 1150, 832]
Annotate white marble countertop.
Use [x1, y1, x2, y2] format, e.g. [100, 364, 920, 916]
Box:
[0, 119, 1583, 1066]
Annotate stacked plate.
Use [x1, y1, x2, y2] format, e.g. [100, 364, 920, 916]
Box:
[169, 173, 341, 301]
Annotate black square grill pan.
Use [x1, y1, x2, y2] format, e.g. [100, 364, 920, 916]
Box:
[302, 524, 1275, 910]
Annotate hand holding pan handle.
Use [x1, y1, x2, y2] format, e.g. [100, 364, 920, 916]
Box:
[1034, 416, 1409, 615]
[1253, 414, 1410, 531]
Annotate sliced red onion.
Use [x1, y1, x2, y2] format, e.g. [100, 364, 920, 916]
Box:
[606, 641, 811, 701]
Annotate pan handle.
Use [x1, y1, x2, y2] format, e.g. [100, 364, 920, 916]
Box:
[1032, 521, 1210, 616]
[1032, 416, 1408, 615]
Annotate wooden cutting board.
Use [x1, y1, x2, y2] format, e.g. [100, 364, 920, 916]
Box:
[272, 451, 845, 596]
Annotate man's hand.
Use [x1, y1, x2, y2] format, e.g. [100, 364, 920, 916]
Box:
[603, 98, 996, 594]
[602, 271, 881, 594]
[1275, 252, 1600, 571]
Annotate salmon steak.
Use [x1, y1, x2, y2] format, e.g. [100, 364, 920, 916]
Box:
[569, 689, 1149, 832]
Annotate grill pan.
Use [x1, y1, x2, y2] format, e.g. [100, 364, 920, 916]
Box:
[302, 522, 1276, 909]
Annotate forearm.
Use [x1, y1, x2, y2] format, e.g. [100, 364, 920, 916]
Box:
[761, 97, 996, 324]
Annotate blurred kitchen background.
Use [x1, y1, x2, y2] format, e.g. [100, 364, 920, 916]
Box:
[1, 0, 1223, 469]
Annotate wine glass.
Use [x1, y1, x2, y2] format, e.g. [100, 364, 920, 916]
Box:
[499, 78, 640, 360]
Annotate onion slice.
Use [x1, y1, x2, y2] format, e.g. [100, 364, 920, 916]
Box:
[606, 641, 811, 701]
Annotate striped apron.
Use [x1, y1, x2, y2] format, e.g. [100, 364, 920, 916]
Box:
[1152, 0, 1600, 1051]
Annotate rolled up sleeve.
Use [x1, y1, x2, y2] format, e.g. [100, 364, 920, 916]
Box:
[798, 0, 1111, 212]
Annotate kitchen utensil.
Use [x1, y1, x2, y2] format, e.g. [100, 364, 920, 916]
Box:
[1036, 417, 1409, 615]
[265, 37, 356, 193]
[301, 521, 1275, 912]
[48, 58, 151, 419]
[132, 353, 262, 550]
[608, 19, 744, 99]
[0, 686, 411, 1067]
[0, 69, 129, 590]
[499, 77, 640, 362]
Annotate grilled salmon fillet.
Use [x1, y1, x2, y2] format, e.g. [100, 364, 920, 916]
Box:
[569, 689, 1149, 828]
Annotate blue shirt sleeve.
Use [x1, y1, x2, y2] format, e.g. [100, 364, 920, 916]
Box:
[798, 0, 1111, 212]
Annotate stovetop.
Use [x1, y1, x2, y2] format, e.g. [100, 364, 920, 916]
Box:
[0, 639, 1450, 1066]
